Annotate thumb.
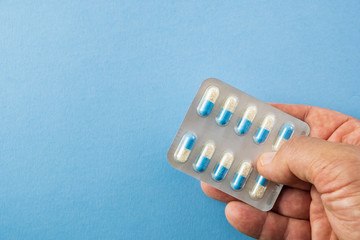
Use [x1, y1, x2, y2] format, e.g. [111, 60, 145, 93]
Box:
[257, 135, 360, 192]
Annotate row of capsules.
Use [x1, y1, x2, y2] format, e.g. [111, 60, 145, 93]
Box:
[174, 86, 295, 199]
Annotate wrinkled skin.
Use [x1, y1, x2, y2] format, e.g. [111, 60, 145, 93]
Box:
[201, 104, 360, 239]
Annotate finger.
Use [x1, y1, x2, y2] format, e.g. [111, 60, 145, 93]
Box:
[202, 181, 311, 220]
[269, 103, 311, 121]
[200, 182, 237, 203]
[257, 135, 360, 193]
[225, 201, 311, 239]
[270, 103, 353, 140]
[310, 186, 334, 239]
[258, 151, 311, 190]
[272, 187, 310, 220]
[326, 118, 360, 145]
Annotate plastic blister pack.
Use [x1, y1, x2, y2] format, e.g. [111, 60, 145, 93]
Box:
[167, 78, 310, 211]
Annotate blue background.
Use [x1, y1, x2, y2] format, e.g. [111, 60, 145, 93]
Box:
[0, 1, 359, 239]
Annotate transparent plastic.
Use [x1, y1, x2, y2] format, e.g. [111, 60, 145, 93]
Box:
[167, 78, 310, 211]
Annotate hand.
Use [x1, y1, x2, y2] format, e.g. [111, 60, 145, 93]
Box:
[201, 104, 360, 239]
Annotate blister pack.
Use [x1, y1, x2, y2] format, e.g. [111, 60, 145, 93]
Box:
[167, 78, 310, 211]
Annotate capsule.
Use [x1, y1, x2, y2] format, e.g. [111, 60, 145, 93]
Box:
[249, 175, 269, 199]
[273, 124, 294, 151]
[253, 115, 275, 144]
[193, 142, 215, 172]
[212, 152, 234, 181]
[231, 162, 253, 190]
[174, 133, 196, 163]
[216, 96, 238, 126]
[197, 86, 220, 117]
[234, 105, 257, 135]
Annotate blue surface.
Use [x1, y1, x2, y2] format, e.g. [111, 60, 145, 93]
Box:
[0, 1, 360, 239]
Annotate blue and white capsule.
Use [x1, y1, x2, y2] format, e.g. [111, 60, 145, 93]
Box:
[216, 96, 238, 126]
[193, 142, 215, 172]
[249, 175, 269, 199]
[253, 115, 275, 144]
[235, 105, 257, 135]
[273, 124, 295, 151]
[174, 133, 197, 163]
[212, 152, 234, 181]
[197, 86, 220, 117]
[231, 161, 252, 190]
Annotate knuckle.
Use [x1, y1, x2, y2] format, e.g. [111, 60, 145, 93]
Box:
[310, 143, 359, 191]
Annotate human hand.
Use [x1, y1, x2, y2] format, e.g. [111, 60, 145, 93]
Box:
[201, 104, 360, 239]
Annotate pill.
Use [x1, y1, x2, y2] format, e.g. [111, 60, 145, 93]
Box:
[231, 161, 252, 190]
[174, 133, 196, 163]
[234, 105, 257, 135]
[253, 115, 275, 144]
[193, 142, 215, 172]
[197, 86, 220, 117]
[273, 123, 294, 151]
[212, 152, 234, 181]
[249, 175, 269, 199]
[216, 96, 238, 125]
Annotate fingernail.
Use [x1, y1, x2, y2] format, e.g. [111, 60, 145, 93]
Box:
[260, 152, 276, 166]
